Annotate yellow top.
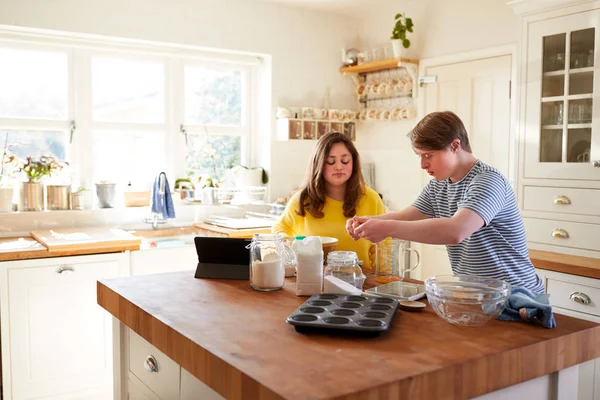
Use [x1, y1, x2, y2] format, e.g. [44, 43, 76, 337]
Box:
[271, 186, 385, 269]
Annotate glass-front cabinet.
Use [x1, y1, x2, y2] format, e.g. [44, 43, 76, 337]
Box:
[525, 11, 600, 180]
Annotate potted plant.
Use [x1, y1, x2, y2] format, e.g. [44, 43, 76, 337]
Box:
[9, 155, 67, 211]
[390, 13, 414, 58]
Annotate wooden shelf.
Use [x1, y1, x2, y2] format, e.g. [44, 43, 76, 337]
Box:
[340, 58, 419, 74]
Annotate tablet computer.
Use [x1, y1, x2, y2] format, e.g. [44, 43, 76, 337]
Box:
[365, 281, 426, 300]
[194, 237, 251, 280]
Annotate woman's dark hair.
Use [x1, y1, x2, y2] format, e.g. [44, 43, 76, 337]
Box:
[407, 111, 472, 152]
[297, 132, 365, 218]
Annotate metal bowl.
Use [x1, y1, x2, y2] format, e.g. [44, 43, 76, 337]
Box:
[425, 275, 510, 327]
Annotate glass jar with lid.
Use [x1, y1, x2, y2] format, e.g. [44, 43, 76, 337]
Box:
[324, 251, 363, 291]
[248, 234, 296, 292]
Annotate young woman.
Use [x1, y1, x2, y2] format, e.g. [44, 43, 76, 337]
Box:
[272, 132, 385, 269]
[347, 111, 544, 292]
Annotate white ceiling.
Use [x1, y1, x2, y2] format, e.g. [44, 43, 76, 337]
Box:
[258, 0, 371, 17]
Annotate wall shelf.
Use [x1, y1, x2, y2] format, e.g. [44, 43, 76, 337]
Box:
[339, 58, 419, 74]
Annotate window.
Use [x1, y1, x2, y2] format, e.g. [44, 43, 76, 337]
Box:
[182, 63, 250, 182]
[0, 30, 258, 193]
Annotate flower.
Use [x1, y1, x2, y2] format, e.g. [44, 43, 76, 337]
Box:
[9, 155, 69, 183]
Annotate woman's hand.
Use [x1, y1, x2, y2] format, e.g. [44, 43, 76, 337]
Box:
[346, 216, 369, 240]
[354, 219, 392, 243]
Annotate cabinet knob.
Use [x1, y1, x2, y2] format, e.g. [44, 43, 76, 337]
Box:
[144, 355, 158, 373]
[570, 292, 591, 305]
[553, 195, 571, 205]
[55, 266, 74, 274]
[593, 160, 600, 168]
[551, 228, 569, 239]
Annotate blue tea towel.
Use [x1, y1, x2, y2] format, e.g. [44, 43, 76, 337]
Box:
[498, 286, 556, 328]
[151, 172, 175, 219]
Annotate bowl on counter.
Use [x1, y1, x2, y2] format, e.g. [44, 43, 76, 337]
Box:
[424, 275, 510, 327]
[319, 236, 338, 261]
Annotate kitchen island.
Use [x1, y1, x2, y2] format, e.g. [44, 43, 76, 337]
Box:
[98, 272, 600, 400]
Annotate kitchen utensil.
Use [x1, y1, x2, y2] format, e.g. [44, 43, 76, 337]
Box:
[425, 275, 510, 327]
[286, 293, 399, 337]
[374, 239, 420, 290]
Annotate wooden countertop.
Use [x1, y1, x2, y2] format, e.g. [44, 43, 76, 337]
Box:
[531, 250, 600, 280]
[98, 272, 600, 400]
[194, 222, 272, 238]
[0, 236, 139, 261]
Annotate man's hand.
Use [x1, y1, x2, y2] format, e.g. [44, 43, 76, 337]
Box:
[354, 219, 392, 243]
[346, 216, 369, 240]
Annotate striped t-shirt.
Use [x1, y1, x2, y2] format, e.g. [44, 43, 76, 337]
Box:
[413, 160, 544, 293]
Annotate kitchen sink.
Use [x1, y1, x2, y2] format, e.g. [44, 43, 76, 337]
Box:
[140, 234, 197, 249]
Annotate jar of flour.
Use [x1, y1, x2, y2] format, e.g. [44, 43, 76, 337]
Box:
[249, 234, 296, 291]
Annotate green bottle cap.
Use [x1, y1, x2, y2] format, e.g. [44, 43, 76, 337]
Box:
[295, 235, 306, 240]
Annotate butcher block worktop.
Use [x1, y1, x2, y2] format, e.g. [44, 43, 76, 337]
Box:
[530, 250, 600, 279]
[98, 272, 600, 400]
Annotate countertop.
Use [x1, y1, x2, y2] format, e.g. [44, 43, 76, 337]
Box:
[530, 250, 600, 279]
[98, 272, 600, 400]
[0, 224, 271, 262]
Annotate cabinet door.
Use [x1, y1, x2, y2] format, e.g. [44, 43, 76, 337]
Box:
[8, 259, 120, 399]
[181, 368, 224, 400]
[130, 246, 198, 276]
[524, 10, 600, 180]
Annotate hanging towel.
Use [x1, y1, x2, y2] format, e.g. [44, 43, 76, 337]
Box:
[497, 286, 556, 328]
[151, 172, 175, 219]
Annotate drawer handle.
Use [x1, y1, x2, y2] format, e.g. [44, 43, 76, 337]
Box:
[55, 266, 74, 274]
[570, 292, 591, 305]
[593, 160, 600, 168]
[144, 355, 158, 373]
[551, 228, 569, 239]
[553, 195, 571, 205]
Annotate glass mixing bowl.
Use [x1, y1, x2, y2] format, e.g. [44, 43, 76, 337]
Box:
[424, 275, 511, 327]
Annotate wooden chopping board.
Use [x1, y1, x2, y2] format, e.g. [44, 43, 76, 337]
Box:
[31, 227, 141, 253]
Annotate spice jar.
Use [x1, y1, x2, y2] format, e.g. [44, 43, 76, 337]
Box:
[323, 251, 363, 292]
[249, 234, 296, 291]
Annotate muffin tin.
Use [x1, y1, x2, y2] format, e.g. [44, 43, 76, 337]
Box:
[286, 294, 399, 336]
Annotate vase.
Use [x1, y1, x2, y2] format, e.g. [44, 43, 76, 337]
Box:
[47, 185, 71, 210]
[0, 186, 13, 212]
[19, 182, 44, 211]
[95, 183, 116, 208]
[391, 39, 403, 58]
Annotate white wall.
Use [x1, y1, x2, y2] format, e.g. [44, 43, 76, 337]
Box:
[354, 0, 519, 210]
[0, 0, 358, 200]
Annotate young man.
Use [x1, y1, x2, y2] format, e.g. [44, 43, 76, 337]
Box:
[347, 111, 543, 293]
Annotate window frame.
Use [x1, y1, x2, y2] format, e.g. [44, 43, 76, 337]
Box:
[0, 27, 260, 190]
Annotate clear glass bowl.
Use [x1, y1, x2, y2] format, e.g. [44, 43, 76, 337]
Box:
[424, 275, 511, 327]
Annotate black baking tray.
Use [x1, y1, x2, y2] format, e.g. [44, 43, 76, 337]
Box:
[286, 294, 399, 337]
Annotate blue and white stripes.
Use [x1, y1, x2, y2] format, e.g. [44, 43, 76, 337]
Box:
[414, 160, 544, 293]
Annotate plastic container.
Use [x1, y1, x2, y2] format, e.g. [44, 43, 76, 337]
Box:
[286, 293, 399, 337]
[324, 251, 363, 293]
[424, 275, 510, 327]
[295, 236, 323, 296]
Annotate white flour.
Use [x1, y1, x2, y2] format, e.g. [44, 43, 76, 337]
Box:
[251, 255, 284, 289]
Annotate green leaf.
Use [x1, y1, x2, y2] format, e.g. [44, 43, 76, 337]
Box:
[395, 13, 402, 19]
[406, 18, 413, 29]
[403, 39, 410, 48]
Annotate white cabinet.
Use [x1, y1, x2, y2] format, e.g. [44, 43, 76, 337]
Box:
[120, 326, 223, 400]
[537, 268, 600, 400]
[130, 245, 198, 276]
[516, 2, 600, 258]
[0, 253, 129, 400]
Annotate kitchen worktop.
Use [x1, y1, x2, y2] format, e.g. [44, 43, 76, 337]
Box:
[98, 272, 600, 400]
[0, 223, 272, 262]
[530, 250, 600, 279]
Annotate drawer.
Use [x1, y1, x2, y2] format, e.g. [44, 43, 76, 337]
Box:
[547, 278, 600, 317]
[523, 218, 600, 252]
[129, 330, 180, 400]
[523, 186, 600, 217]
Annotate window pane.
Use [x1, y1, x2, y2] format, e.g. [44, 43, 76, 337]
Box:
[185, 67, 242, 125]
[185, 135, 241, 182]
[0, 130, 68, 182]
[92, 57, 165, 123]
[0, 48, 68, 119]
[92, 131, 165, 187]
